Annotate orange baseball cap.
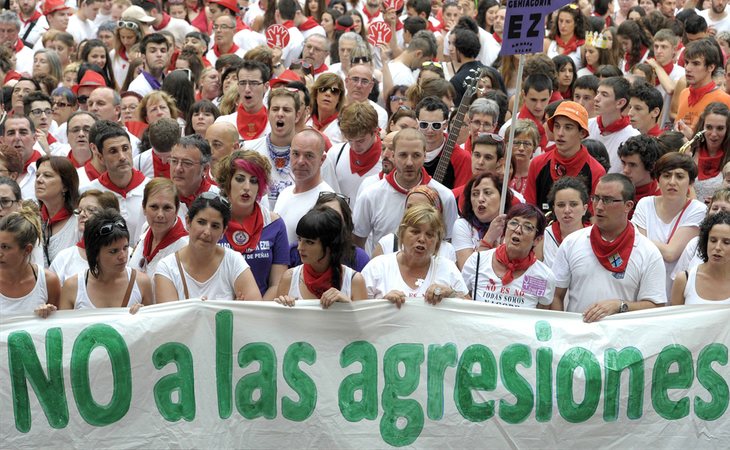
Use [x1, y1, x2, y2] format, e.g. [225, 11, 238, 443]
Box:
[547, 101, 589, 135]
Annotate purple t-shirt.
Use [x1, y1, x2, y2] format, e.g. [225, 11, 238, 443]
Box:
[219, 217, 289, 295]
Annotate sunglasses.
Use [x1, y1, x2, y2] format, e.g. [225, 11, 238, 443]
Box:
[389, 95, 407, 102]
[318, 191, 350, 203]
[117, 20, 140, 30]
[99, 220, 127, 236]
[418, 120, 447, 131]
[77, 95, 89, 105]
[351, 56, 371, 64]
[318, 86, 341, 95]
[200, 191, 231, 207]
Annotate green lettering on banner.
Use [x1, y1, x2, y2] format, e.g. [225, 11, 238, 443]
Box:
[694, 343, 729, 421]
[652, 345, 693, 420]
[215, 310, 233, 419]
[426, 343, 457, 420]
[282, 342, 317, 421]
[603, 347, 644, 421]
[70, 324, 132, 426]
[499, 344, 534, 424]
[556, 347, 601, 423]
[8, 329, 68, 432]
[535, 321, 553, 422]
[380, 344, 425, 447]
[454, 344, 497, 422]
[338, 341, 378, 421]
[152, 342, 196, 422]
[236, 343, 277, 419]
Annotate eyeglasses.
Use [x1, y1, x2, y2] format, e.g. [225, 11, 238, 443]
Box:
[98, 220, 127, 236]
[120, 105, 137, 112]
[506, 219, 537, 234]
[514, 140, 534, 148]
[52, 102, 71, 109]
[318, 86, 341, 95]
[590, 195, 625, 206]
[77, 95, 89, 105]
[318, 191, 350, 203]
[168, 157, 201, 169]
[347, 76, 373, 86]
[30, 108, 53, 117]
[389, 95, 407, 102]
[118, 20, 140, 30]
[237, 80, 264, 87]
[469, 120, 493, 130]
[418, 120, 447, 131]
[73, 206, 102, 216]
[212, 24, 235, 31]
[0, 197, 19, 209]
[200, 191, 231, 207]
[351, 56, 371, 64]
[304, 43, 328, 53]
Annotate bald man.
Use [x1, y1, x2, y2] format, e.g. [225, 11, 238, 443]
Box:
[205, 121, 240, 169]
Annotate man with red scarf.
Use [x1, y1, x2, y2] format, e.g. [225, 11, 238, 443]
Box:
[2, 117, 40, 200]
[81, 122, 150, 246]
[352, 128, 458, 254]
[321, 102, 382, 203]
[301, 34, 330, 79]
[617, 135, 664, 219]
[676, 39, 730, 129]
[647, 30, 684, 130]
[275, 0, 305, 68]
[216, 60, 271, 141]
[169, 135, 219, 219]
[550, 173, 667, 321]
[17, 0, 43, 46]
[499, 74, 553, 152]
[0, 11, 34, 74]
[524, 101, 606, 214]
[67, 112, 105, 187]
[205, 15, 245, 66]
[588, 77, 639, 173]
[627, 82, 664, 137]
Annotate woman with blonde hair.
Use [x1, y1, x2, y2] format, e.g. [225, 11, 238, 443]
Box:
[32, 49, 63, 84]
[111, 19, 143, 88]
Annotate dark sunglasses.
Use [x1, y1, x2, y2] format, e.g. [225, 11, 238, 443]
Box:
[77, 95, 89, 105]
[318, 86, 341, 95]
[99, 220, 127, 236]
[351, 56, 371, 64]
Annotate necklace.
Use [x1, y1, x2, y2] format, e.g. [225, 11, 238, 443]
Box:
[267, 135, 290, 173]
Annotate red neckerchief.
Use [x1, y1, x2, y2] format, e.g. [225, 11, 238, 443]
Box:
[311, 112, 338, 131]
[385, 168, 431, 194]
[47, 134, 56, 145]
[597, 115, 631, 134]
[179, 177, 212, 207]
[427, 20, 442, 33]
[20, 10, 42, 25]
[76, 239, 85, 249]
[299, 16, 320, 31]
[395, 18, 404, 31]
[191, 9, 210, 33]
[362, 7, 380, 22]
[519, 105, 547, 149]
[281, 20, 295, 28]
[97, 169, 146, 198]
[551, 221, 564, 245]
[40, 204, 71, 228]
[688, 81, 717, 107]
[236, 104, 268, 140]
[84, 161, 102, 181]
[555, 35, 585, 55]
[23, 150, 42, 172]
[236, 17, 249, 31]
[624, 46, 648, 72]
[224, 203, 264, 253]
[67, 150, 86, 168]
[589, 222, 635, 273]
[494, 244, 536, 285]
[586, 65, 596, 74]
[118, 46, 128, 62]
[493, 32, 502, 44]
[201, 56, 212, 67]
[655, 61, 674, 86]
[463, 135, 473, 153]
[335, 23, 353, 32]
[213, 42, 239, 57]
[698, 146, 724, 180]
[647, 124, 662, 137]
[549, 145, 590, 180]
[152, 151, 170, 178]
[153, 12, 172, 30]
[560, 88, 572, 101]
[313, 63, 328, 75]
[13, 39, 24, 53]
[634, 180, 660, 205]
[125, 120, 148, 139]
[303, 263, 334, 298]
[142, 217, 188, 263]
[350, 135, 381, 176]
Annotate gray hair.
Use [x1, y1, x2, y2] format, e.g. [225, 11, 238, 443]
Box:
[509, 119, 540, 146]
[339, 32, 363, 45]
[468, 98, 499, 122]
[0, 11, 20, 31]
[97, 20, 118, 35]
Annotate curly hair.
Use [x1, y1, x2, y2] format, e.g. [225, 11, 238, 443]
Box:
[548, 4, 587, 41]
[697, 211, 730, 263]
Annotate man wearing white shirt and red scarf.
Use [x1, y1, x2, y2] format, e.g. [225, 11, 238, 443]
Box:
[140, 0, 194, 47]
[301, 34, 330, 78]
[3, 117, 41, 200]
[551, 173, 667, 321]
[206, 15, 245, 66]
[169, 135, 219, 220]
[81, 121, 150, 245]
[0, 12, 34, 74]
[617, 135, 664, 219]
[498, 74, 553, 152]
[215, 60, 271, 141]
[134, 118, 179, 179]
[588, 76, 639, 173]
[17, 0, 43, 46]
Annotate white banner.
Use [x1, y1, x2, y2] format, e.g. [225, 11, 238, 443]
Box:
[1, 300, 729, 449]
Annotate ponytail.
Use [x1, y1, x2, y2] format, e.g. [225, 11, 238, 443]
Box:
[0, 204, 42, 250]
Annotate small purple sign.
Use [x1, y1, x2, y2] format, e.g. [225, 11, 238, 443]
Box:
[522, 275, 547, 297]
[501, 0, 573, 56]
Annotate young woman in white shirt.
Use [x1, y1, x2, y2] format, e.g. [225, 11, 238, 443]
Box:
[536, 176, 589, 268]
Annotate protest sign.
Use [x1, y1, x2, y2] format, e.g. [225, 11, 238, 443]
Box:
[501, 0, 574, 55]
[266, 24, 290, 49]
[2, 301, 728, 448]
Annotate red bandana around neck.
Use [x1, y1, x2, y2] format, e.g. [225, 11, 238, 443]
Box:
[350, 135, 381, 176]
[143, 218, 188, 263]
[21, 10, 42, 25]
[303, 264, 334, 299]
[152, 151, 170, 178]
[281, 20, 295, 29]
[698, 147, 724, 180]
[688, 81, 717, 107]
[41, 204, 71, 228]
[299, 16, 320, 31]
[597, 115, 631, 134]
[23, 150, 42, 173]
[647, 124, 662, 137]
[153, 12, 172, 31]
[76, 239, 85, 249]
[634, 180, 660, 204]
[655, 62, 674, 87]
[225, 203, 264, 253]
[311, 112, 338, 131]
[519, 105, 547, 149]
[213, 42, 239, 57]
[236, 104, 268, 140]
[385, 168, 431, 194]
[67, 150, 85, 168]
[362, 7, 381, 22]
[98, 169, 146, 198]
[179, 177, 212, 207]
[494, 244, 536, 286]
[84, 161, 102, 181]
[555, 35, 585, 55]
[493, 32, 502, 44]
[589, 223, 635, 273]
[550, 221, 564, 245]
[549, 145, 590, 181]
[312, 63, 328, 75]
[623, 47, 648, 72]
[13, 39, 24, 53]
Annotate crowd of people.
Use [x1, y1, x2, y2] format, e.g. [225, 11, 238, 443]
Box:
[1, 0, 730, 322]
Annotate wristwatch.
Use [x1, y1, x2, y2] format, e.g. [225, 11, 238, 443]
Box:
[619, 301, 629, 313]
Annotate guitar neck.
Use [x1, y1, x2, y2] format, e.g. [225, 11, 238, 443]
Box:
[433, 103, 469, 184]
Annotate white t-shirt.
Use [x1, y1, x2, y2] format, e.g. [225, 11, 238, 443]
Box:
[67, 15, 98, 44]
[0, 264, 47, 316]
[451, 218, 480, 252]
[305, 117, 344, 145]
[128, 73, 158, 98]
[699, 9, 730, 33]
[683, 265, 730, 304]
[154, 17, 195, 47]
[388, 60, 416, 86]
[320, 142, 382, 205]
[111, 51, 130, 91]
[443, 27, 499, 67]
[547, 40, 582, 69]
[45, 216, 79, 267]
[541, 225, 561, 269]
[156, 247, 250, 300]
[461, 249, 555, 308]
[16, 44, 34, 74]
[587, 117, 640, 173]
[233, 29, 268, 55]
[671, 235, 702, 281]
[362, 253, 467, 299]
[631, 196, 706, 294]
[376, 233, 456, 262]
[694, 172, 724, 205]
[656, 64, 685, 130]
[205, 45, 247, 67]
[18, 162, 37, 201]
[274, 181, 334, 243]
[552, 225, 667, 313]
[49, 245, 87, 284]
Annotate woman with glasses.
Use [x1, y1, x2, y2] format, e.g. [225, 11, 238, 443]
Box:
[59, 211, 153, 310]
[216, 151, 288, 299]
[111, 19, 143, 90]
[35, 156, 79, 267]
[363, 203, 468, 306]
[385, 85, 410, 118]
[308, 73, 346, 143]
[50, 190, 119, 284]
[0, 205, 61, 317]
[632, 152, 707, 295]
[275, 207, 367, 307]
[155, 193, 262, 302]
[50, 87, 77, 145]
[120, 91, 142, 124]
[506, 120, 540, 196]
[462, 203, 555, 308]
[537, 176, 590, 268]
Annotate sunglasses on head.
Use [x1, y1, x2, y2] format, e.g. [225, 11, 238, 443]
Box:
[98, 220, 127, 236]
[117, 20, 140, 30]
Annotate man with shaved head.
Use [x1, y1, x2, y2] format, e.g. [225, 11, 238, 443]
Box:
[87, 87, 142, 155]
[205, 121, 240, 177]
